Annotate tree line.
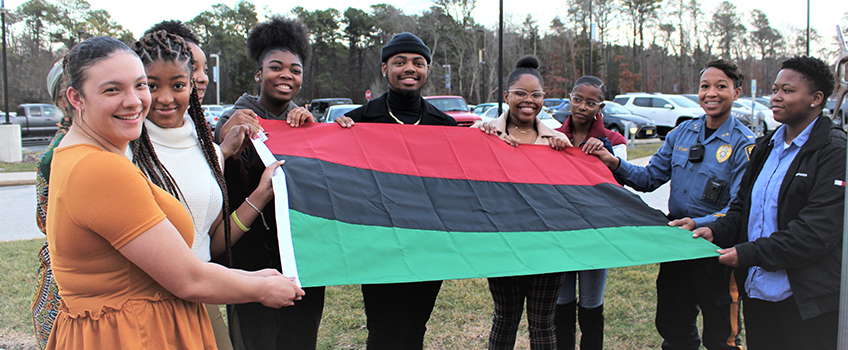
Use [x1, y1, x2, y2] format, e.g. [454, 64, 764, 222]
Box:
[3, 0, 847, 110]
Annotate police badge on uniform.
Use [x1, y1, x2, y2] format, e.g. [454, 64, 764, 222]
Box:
[716, 144, 732, 163]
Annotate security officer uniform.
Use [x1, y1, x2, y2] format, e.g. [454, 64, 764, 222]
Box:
[614, 114, 755, 350]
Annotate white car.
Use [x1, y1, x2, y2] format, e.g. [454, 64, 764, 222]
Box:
[612, 93, 705, 137]
[480, 104, 562, 130]
[322, 104, 361, 123]
[737, 98, 779, 133]
[201, 105, 225, 130]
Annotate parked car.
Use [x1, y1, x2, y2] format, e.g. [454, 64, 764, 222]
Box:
[680, 94, 755, 130]
[612, 93, 704, 137]
[322, 104, 362, 123]
[737, 97, 779, 132]
[598, 101, 657, 138]
[825, 96, 847, 128]
[423, 95, 482, 127]
[481, 105, 562, 130]
[543, 98, 569, 113]
[479, 103, 509, 122]
[309, 98, 353, 122]
[201, 104, 224, 130]
[553, 101, 657, 138]
[13, 103, 62, 137]
[472, 102, 499, 116]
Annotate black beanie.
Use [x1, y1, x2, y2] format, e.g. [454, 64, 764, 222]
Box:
[381, 32, 431, 64]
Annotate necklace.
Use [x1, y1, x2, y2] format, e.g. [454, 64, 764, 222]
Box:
[386, 100, 421, 125]
[513, 125, 533, 134]
[508, 124, 537, 143]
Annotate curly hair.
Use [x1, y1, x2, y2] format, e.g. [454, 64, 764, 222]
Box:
[131, 30, 233, 265]
[506, 55, 543, 89]
[700, 59, 745, 89]
[780, 56, 835, 98]
[246, 16, 310, 67]
[145, 20, 201, 45]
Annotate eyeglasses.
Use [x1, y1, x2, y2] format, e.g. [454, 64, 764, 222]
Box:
[569, 94, 601, 108]
[508, 90, 545, 101]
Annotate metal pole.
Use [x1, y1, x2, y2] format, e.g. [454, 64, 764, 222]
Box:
[833, 25, 848, 350]
[588, 0, 593, 76]
[497, 0, 503, 117]
[210, 53, 220, 105]
[443, 64, 451, 95]
[806, 0, 810, 56]
[477, 29, 486, 104]
[2, 0, 9, 124]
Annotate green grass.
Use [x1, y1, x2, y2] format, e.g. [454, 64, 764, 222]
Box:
[0, 238, 43, 350]
[1, 237, 677, 350]
[0, 151, 41, 173]
[0, 161, 38, 173]
[627, 141, 664, 160]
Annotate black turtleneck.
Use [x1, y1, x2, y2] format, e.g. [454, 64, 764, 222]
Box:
[386, 89, 423, 124]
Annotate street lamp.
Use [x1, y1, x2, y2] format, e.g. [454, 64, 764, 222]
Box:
[210, 53, 220, 105]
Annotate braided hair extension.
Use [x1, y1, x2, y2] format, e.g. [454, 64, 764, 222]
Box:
[129, 31, 187, 200]
[131, 30, 233, 265]
[188, 82, 232, 266]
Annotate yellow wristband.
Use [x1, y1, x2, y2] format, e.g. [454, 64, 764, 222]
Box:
[231, 211, 250, 232]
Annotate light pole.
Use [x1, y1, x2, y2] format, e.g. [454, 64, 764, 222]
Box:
[210, 53, 220, 105]
[2, 0, 9, 124]
[477, 29, 486, 104]
[442, 64, 451, 95]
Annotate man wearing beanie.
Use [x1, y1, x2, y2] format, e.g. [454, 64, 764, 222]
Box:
[334, 32, 456, 349]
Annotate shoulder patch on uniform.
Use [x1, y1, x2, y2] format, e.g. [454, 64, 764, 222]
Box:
[716, 144, 732, 163]
[744, 144, 755, 161]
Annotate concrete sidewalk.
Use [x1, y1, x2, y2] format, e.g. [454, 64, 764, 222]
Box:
[0, 172, 36, 186]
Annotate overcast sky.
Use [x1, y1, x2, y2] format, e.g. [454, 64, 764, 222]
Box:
[5, 0, 847, 48]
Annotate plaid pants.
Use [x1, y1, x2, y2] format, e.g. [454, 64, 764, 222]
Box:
[488, 272, 566, 350]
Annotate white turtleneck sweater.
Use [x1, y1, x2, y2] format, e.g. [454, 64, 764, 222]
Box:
[143, 115, 223, 262]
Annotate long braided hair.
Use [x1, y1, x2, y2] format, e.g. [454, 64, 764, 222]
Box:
[130, 30, 233, 265]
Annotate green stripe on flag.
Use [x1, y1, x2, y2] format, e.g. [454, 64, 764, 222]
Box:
[289, 211, 720, 287]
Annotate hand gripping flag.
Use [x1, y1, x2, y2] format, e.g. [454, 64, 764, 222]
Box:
[257, 120, 719, 287]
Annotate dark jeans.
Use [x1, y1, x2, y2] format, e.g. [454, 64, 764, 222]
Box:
[744, 296, 838, 350]
[361, 280, 443, 350]
[228, 286, 325, 350]
[655, 260, 741, 350]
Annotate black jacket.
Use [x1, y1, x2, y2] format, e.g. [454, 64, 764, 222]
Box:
[345, 92, 457, 126]
[219, 94, 296, 271]
[707, 116, 846, 319]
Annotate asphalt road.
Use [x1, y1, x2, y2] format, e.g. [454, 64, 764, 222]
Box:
[0, 184, 44, 242]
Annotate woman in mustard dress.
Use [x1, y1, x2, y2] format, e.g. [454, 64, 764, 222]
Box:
[46, 36, 304, 350]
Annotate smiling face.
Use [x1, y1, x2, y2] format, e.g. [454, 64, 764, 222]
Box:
[67, 52, 150, 147]
[569, 83, 605, 127]
[698, 67, 740, 120]
[256, 49, 302, 105]
[770, 68, 823, 127]
[187, 42, 208, 101]
[382, 53, 429, 96]
[504, 74, 544, 125]
[146, 60, 191, 129]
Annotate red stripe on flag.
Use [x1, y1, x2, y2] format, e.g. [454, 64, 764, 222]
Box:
[261, 119, 617, 186]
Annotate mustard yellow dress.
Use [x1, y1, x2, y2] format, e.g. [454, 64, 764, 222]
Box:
[45, 144, 216, 350]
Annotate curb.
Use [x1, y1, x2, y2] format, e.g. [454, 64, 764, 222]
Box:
[0, 172, 37, 187]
